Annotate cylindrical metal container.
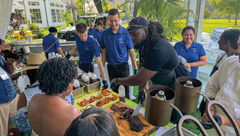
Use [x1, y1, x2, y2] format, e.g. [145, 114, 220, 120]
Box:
[145, 85, 175, 126]
[174, 77, 202, 113]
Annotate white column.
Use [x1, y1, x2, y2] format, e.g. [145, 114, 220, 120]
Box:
[187, 0, 206, 42]
[0, 0, 13, 39]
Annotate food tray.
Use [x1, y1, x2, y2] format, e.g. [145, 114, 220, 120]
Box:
[74, 89, 119, 111]
[80, 79, 101, 93]
[72, 84, 86, 99]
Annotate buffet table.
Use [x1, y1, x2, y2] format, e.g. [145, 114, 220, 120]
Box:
[73, 89, 180, 136]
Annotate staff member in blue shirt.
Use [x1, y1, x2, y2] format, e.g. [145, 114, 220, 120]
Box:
[100, 9, 138, 99]
[88, 23, 95, 37]
[93, 22, 103, 43]
[174, 26, 207, 78]
[42, 27, 65, 58]
[66, 23, 108, 88]
[0, 45, 19, 136]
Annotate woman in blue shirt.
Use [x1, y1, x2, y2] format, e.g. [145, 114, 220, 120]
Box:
[174, 26, 207, 78]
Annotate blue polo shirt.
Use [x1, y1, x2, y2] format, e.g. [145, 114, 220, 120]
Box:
[93, 29, 103, 42]
[0, 56, 17, 104]
[75, 34, 100, 64]
[174, 41, 206, 78]
[42, 33, 60, 53]
[88, 28, 95, 36]
[100, 26, 133, 65]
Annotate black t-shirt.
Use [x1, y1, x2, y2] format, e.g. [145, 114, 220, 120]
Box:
[140, 39, 178, 89]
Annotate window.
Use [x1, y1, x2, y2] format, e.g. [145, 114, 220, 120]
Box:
[50, 3, 54, 7]
[60, 4, 63, 7]
[51, 9, 57, 23]
[30, 9, 42, 23]
[56, 10, 62, 22]
[55, 3, 59, 7]
[28, 2, 40, 6]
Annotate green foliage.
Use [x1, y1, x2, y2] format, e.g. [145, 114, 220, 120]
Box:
[75, 0, 85, 15]
[209, 0, 240, 25]
[29, 23, 44, 38]
[204, 8, 212, 22]
[75, 0, 99, 15]
[61, 9, 73, 26]
[101, 0, 111, 13]
[119, 2, 132, 21]
[137, 0, 188, 41]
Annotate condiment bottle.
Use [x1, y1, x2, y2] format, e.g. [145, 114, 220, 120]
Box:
[119, 85, 125, 103]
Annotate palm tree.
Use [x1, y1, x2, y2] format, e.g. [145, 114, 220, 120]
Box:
[209, 0, 240, 25]
[136, 0, 188, 41]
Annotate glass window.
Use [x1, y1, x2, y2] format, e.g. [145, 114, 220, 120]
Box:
[55, 3, 59, 7]
[30, 9, 42, 23]
[50, 3, 54, 7]
[60, 4, 63, 7]
[56, 10, 62, 22]
[51, 9, 57, 23]
[28, 2, 40, 6]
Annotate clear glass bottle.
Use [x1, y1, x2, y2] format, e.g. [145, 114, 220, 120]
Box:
[184, 80, 194, 88]
[48, 53, 52, 59]
[119, 85, 125, 103]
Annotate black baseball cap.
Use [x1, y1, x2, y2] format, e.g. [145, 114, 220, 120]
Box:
[49, 27, 57, 33]
[127, 17, 149, 32]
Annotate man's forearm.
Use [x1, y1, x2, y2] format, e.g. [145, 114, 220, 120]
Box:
[57, 48, 65, 57]
[117, 75, 145, 92]
[11, 72, 21, 80]
[68, 47, 78, 56]
[129, 49, 138, 70]
[220, 115, 240, 128]
[96, 57, 106, 80]
[5, 63, 14, 74]
[101, 49, 106, 65]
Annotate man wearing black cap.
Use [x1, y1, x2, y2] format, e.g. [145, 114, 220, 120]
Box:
[111, 17, 179, 103]
[42, 27, 65, 58]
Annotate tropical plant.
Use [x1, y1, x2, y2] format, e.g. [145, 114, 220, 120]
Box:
[137, 0, 188, 41]
[119, 2, 132, 21]
[204, 8, 212, 22]
[75, 0, 85, 15]
[29, 23, 44, 38]
[61, 9, 73, 26]
[209, 0, 240, 25]
[101, 0, 111, 13]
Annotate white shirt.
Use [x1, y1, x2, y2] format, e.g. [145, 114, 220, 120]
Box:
[24, 81, 42, 108]
[205, 56, 240, 135]
[214, 52, 227, 68]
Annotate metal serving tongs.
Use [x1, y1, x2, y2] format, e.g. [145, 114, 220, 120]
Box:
[206, 101, 240, 136]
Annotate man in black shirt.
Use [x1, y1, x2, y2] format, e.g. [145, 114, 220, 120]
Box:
[111, 17, 179, 103]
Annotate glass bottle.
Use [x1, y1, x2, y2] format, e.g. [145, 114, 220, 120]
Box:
[119, 85, 125, 103]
